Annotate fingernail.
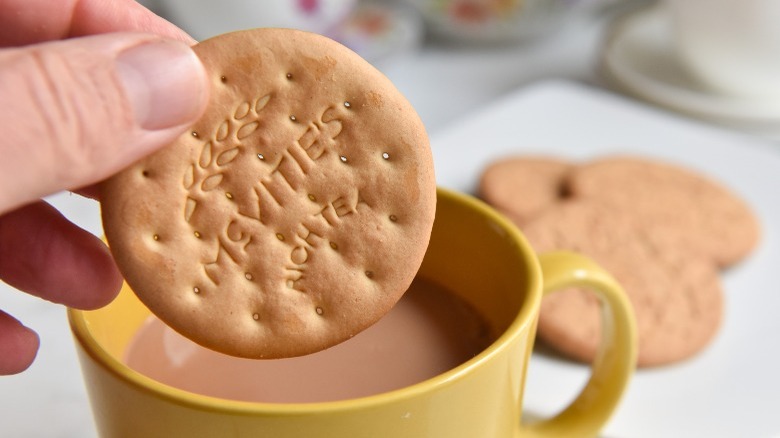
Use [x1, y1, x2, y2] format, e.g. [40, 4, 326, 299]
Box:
[116, 40, 208, 131]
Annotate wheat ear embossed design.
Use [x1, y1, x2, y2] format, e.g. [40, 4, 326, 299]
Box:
[183, 98, 369, 298]
[182, 95, 270, 287]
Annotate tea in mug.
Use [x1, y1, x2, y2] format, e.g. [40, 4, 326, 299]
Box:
[124, 277, 494, 403]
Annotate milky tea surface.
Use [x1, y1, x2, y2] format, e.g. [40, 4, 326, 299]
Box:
[124, 277, 494, 403]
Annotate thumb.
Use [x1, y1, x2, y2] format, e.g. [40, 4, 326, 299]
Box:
[0, 33, 209, 213]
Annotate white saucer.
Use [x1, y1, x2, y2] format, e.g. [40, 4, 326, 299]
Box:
[599, 4, 780, 140]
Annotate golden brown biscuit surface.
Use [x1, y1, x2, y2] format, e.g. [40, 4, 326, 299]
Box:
[524, 200, 724, 367]
[101, 28, 436, 358]
[568, 156, 760, 267]
[478, 153, 759, 367]
[478, 156, 570, 225]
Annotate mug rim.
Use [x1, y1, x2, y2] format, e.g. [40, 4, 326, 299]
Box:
[68, 187, 543, 415]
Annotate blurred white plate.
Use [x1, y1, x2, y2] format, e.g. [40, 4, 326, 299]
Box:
[599, 4, 780, 141]
[431, 79, 780, 438]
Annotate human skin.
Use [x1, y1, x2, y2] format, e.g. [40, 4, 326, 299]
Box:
[0, 0, 209, 374]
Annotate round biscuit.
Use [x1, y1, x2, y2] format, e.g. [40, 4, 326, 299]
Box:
[524, 200, 724, 367]
[567, 156, 760, 267]
[101, 29, 436, 359]
[478, 156, 571, 225]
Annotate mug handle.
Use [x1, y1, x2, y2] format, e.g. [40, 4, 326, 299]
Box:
[520, 251, 638, 438]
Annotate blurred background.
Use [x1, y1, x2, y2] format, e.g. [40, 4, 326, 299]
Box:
[131, 0, 780, 140]
[135, 0, 666, 136]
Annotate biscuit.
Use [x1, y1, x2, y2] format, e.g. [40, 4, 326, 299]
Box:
[101, 28, 436, 358]
[567, 156, 760, 267]
[478, 156, 570, 225]
[523, 200, 724, 367]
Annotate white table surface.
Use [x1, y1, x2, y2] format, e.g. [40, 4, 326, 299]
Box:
[3, 2, 766, 437]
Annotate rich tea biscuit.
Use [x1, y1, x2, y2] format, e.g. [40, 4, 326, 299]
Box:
[524, 200, 724, 367]
[567, 156, 760, 267]
[101, 28, 436, 359]
[478, 156, 570, 225]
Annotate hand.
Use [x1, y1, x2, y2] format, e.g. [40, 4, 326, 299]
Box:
[0, 0, 209, 375]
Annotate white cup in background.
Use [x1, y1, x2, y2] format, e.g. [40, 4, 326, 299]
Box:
[663, 0, 780, 99]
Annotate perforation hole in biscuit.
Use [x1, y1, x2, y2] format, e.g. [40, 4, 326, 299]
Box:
[220, 75, 228, 84]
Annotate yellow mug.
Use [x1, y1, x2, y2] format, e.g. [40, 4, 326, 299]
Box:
[68, 188, 636, 438]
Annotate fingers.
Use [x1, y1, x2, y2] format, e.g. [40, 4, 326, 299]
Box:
[0, 32, 209, 214]
[0, 201, 123, 309]
[0, 0, 194, 47]
[0, 310, 39, 375]
[73, 185, 100, 201]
